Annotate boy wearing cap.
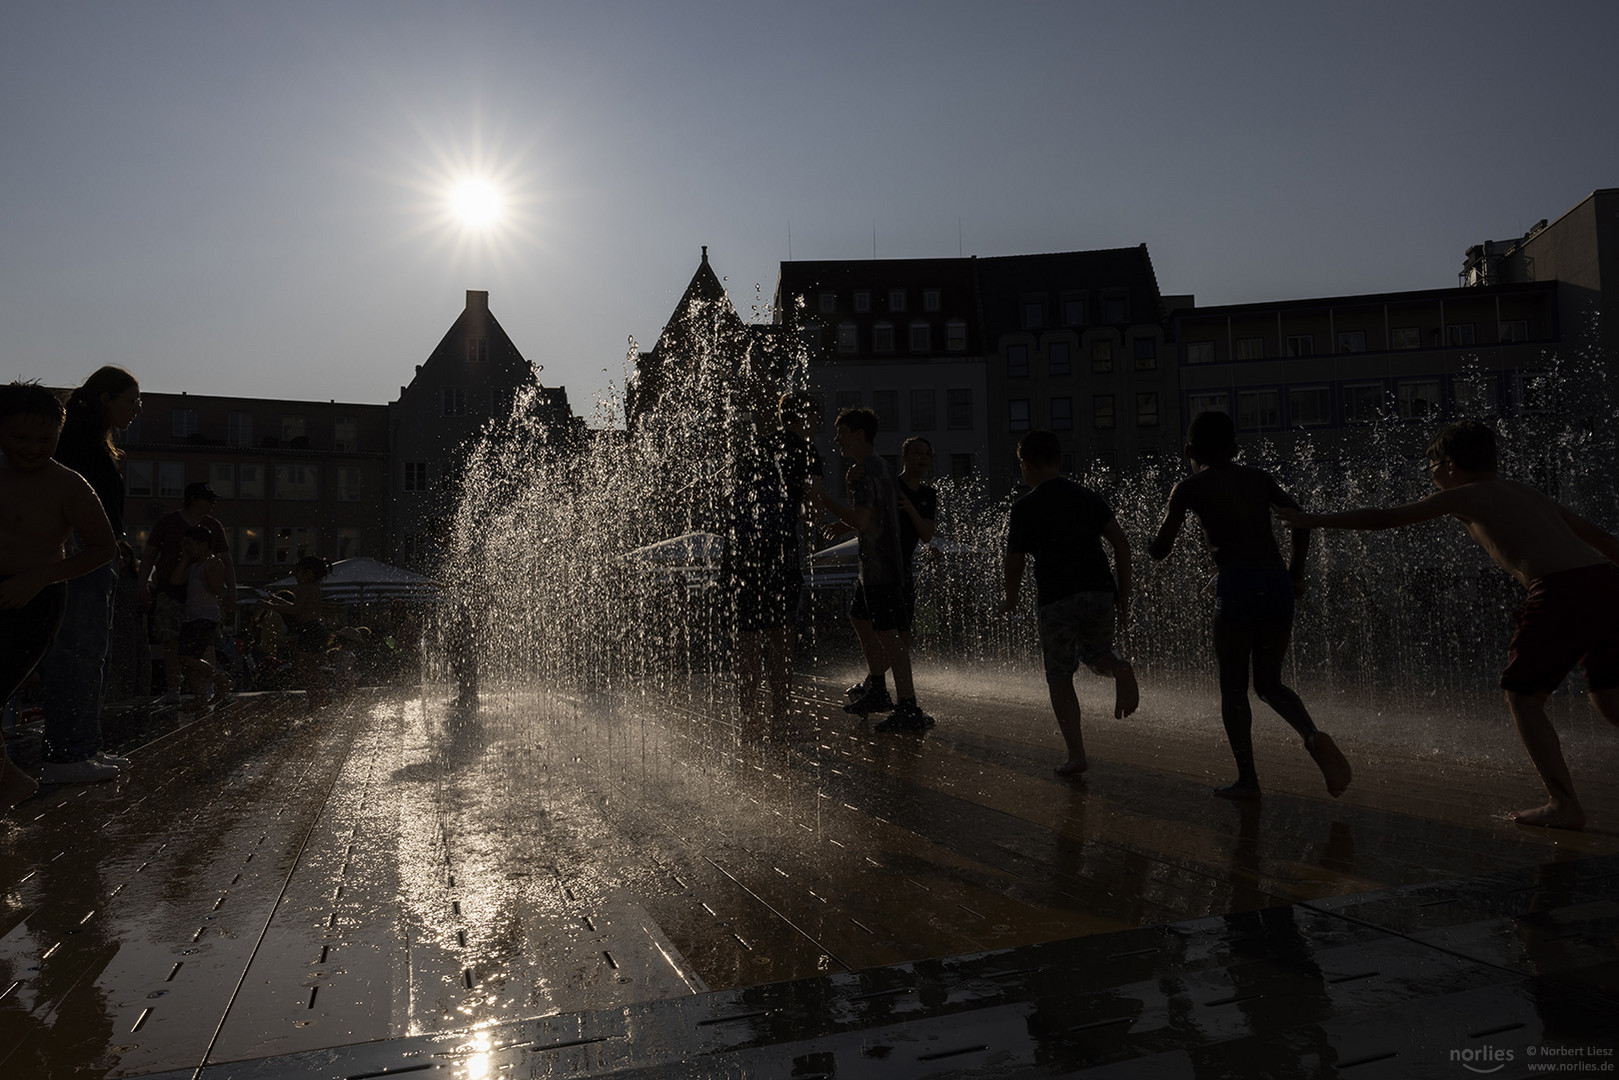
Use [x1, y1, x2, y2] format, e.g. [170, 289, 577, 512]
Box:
[140, 481, 237, 704]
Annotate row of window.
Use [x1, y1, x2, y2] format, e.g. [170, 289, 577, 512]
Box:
[124, 413, 363, 451]
[1186, 372, 1544, 432]
[1017, 291, 1131, 331]
[826, 388, 975, 433]
[441, 386, 518, 418]
[818, 289, 944, 315]
[832, 320, 967, 355]
[1185, 321, 1530, 363]
[1008, 393, 1159, 432]
[126, 461, 364, 502]
[1006, 338, 1156, 376]
[125, 524, 360, 567]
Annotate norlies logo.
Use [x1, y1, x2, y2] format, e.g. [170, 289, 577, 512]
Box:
[1451, 1046, 1515, 1073]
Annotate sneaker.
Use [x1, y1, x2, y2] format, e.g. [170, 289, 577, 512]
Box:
[842, 684, 894, 717]
[95, 750, 131, 768]
[875, 700, 934, 732]
[845, 679, 873, 699]
[1308, 731, 1352, 798]
[157, 688, 182, 707]
[41, 758, 120, 784]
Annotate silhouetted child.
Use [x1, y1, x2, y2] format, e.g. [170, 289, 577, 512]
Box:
[262, 556, 332, 709]
[1000, 430, 1137, 776]
[170, 525, 233, 709]
[1149, 411, 1351, 800]
[0, 382, 118, 805]
[1280, 419, 1619, 829]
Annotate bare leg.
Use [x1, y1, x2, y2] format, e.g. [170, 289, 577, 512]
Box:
[1507, 689, 1586, 829]
[1087, 653, 1138, 718]
[874, 628, 914, 701]
[1048, 675, 1086, 775]
[1213, 614, 1261, 799]
[850, 617, 885, 684]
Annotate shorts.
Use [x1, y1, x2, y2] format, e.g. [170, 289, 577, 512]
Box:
[151, 592, 184, 643]
[1500, 563, 1619, 695]
[178, 619, 220, 659]
[1213, 567, 1294, 626]
[1036, 590, 1117, 682]
[732, 565, 802, 632]
[850, 580, 906, 634]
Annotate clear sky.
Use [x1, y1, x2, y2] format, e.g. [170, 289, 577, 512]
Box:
[5, 1, 1616, 416]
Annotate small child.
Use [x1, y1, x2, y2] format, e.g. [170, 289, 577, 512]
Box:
[1000, 430, 1138, 777]
[170, 525, 232, 708]
[0, 382, 118, 804]
[1149, 411, 1351, 800]
[1279, 419, 1619, 830]
[262, 556, 332, 709]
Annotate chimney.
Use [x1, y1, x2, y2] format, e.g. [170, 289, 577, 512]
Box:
[701, 246, 708, 265]
[467, 290, 489, 311]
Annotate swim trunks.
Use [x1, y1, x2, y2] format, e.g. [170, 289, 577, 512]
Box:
[1036, 590, 1117, 683]
[1500, 563, 1619, 694]
[850, 581, 906, 633]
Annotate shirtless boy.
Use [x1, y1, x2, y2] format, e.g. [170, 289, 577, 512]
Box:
[1279, 419, 1619, 830]
[0, 382, 118, 807]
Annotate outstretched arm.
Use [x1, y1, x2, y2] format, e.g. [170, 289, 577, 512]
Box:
[1276, 491, 1459, 531]
[1103, 517, 1132, 626]
[1147, 487, 1188, 561]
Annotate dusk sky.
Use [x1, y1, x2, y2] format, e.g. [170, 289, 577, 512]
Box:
[6, 1, 1616, 419]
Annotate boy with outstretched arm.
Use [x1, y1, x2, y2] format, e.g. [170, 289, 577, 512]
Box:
[999, 431, 1138, 777]
[1278, 419, 1619, 830]
[0, 382, 118, 806]
[1149, 411, 1351, 801]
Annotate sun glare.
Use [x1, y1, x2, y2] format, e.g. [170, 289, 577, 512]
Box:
[450, 180, 502, 228]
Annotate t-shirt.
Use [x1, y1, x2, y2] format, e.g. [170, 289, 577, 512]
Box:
[849, 454, 904, 587]
[1006, 477, 1116, 606]
[896, 478, 937, 574]
[53, 419, 125, 539]
[1148, 463, 1295, 570]
[149, 511, 229, 589]
[725, 430, 822, 574]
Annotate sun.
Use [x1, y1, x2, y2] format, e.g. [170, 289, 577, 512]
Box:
[450, 179, 503, 228]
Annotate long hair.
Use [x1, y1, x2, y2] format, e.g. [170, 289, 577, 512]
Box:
[64, 366, 138, 461]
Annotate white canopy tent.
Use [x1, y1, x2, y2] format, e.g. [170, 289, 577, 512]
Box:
[259, 556, 440, 604]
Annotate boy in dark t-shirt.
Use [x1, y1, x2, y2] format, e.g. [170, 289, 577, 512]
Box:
[1000, 431, 1137, 777]
[1149, 410, 1351, 801]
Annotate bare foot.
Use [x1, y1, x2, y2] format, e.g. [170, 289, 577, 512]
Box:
[1307, 731, 1352, 798]
[1512, 802, 1587, 830]
[1, 760, 39, 810]
[1054, 759, 1088, 777]
[1113, 663, 1139, 719]
[1215, 781, 1261, 801]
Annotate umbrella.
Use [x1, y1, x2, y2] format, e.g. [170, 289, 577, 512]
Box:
[260, 556, 440, 604]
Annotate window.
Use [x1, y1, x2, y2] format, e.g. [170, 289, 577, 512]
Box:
[227, 411, 252, 448]
[1236, 337, 1265, 361]
[1391, 327, 1421, 350]
[1022, 298, 1044, 329]
[1337, 331, 1367, 353]
[873, 390, 898, 431]
[950, 453, 973, 479]
[888, 289, 906, 312]
[923, 289, 941, 312]
[275, 464, 319, 500]
[337, 528, 361, 560]
[1285, 335, 1314, 358]
[126, 459, 153, 497]
[872, 322, 895, 353]
[1499, 320, 1528, 343]
[209, 463, 235, 499]
[238, 464, 264, 499]
[334, 417, 357, 452]
[273, 527, 317, 566]
[1289, 386, 1332, 427]
[239, 526, 263, 565]
[1454, 378, 1499, 417]
[1396, 380, 1440, 420]
[947, 389, 972, 430]
[1102, 292, 1128, 323]
[835, 389, 861, 412]
[1445, 323, 1476, 347]
[1237, 390, 1281, 431]
[441, 388, 467, 417]
[1133, 338, 1157, 369]
[908, 322, 931, 352]
[853, 291, 871, 313]
[1343, 383, 1386, 424]
[1186, 341, 1215, 364]
[1091, 340, 1113, 373]
[336, 466, 362, 502]
[1051, 396, 1073, 430]
[910, 389, 936, 431]
[158, 462, 185, 498]
[946, 320, 967, 352]
[404, 461, 430, 491]
[466, 337, 488, 363]
[171, 409, 198, 438]
[1007, 345, 1029, 377]
[282, 415, 306, 440]
[1135, 392, 1159, 427]
[1093, 395, 1115, 429]
[1008, 399, 1031, 431]
[1187, 392, 1229, 421]
[1048, 342, 1071, 375]
[819, 291, 837, 314]
[837, 323, 858, 353]
[1062, 293, 1086, 325]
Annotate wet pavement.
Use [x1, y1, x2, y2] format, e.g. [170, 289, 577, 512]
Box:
[2, 672, 1617, 1077]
